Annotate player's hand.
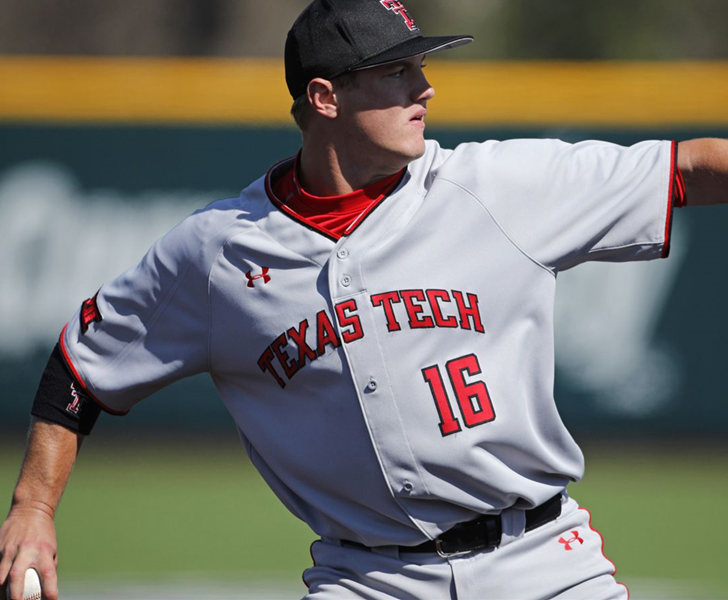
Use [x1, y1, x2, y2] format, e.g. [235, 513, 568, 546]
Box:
[0, 506, 59, 600]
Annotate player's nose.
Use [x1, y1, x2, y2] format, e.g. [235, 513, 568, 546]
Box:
[413, 73, 435, 103]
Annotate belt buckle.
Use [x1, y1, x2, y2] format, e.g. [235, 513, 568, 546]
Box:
[434, 514, 502, 558]
[434, 537, 485, 558]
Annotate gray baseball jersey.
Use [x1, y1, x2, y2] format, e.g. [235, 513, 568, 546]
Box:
[61, 138, 675, 547]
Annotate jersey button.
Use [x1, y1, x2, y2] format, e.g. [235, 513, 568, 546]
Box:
[336, 248, 349, 260]
[341, 274, 352, 287]
[366, 377, 378, 391]
[402, 481, 414, 494]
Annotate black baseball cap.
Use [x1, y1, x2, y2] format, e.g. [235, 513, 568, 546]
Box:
[285, 0, 473, 99]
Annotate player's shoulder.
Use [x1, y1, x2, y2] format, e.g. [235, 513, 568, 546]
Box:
[148, 174, 272, 271]
[415, 137, 561, 175]
[426, 137, 669, 167]
[410, 138, 561, 193]
[417, 137, 669, 190]
[425, 137, 572, 164]
[182, 175, 272, 238]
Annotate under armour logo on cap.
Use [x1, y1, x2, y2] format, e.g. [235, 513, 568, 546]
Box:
[284, 0, 473, 98]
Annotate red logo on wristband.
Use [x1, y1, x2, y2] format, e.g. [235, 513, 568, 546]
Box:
[67, 382, 83, 415]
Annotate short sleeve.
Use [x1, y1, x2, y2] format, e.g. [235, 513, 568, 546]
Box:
[60, 216, 211, 414]
[446, 138, 675, 272]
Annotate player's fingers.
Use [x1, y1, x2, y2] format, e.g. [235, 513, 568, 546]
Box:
[0, 557, 57, 599]
[6, 562, 28, 600]
[5, 546, 55, 600]
[0, 538, 19, 589]
[36, 555, 59, 600]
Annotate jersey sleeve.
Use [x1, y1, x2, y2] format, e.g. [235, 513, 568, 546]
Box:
[450, 138, 676, 272]
[60, 213, 213, 415]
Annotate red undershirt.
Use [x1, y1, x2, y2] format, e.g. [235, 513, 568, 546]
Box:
[272, 156, 406, 240]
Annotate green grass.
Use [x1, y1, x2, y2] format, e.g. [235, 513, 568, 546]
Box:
[0, 438, 316, 587]
[1, 438, 727, 596]
[571, 442, 728, 596]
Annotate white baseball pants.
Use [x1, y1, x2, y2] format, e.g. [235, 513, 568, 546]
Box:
[302, 496, 629, 600]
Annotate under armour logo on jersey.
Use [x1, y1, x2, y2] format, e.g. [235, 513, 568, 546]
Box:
[380, 0, 418, 31]
[246, 267, 271, 288]
[67, 382, 83, 415]
[80, 292, 102, 333]
[558, 530, 584, 551]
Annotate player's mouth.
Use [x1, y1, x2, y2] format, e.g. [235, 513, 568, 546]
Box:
[410, 110, 427, 128]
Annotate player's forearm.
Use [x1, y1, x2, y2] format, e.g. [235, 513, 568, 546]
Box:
[9, 418, 82, 518]
[677, 138, 728, 206]
[1, 419, 80, 599]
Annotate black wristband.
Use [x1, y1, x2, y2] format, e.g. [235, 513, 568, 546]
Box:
[31, 343, 102, 435]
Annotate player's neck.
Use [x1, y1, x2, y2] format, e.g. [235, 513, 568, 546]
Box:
[299, 137, 405, 196]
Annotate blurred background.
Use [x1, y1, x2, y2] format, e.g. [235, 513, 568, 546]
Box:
[1, 1, 728, 598]
[3, 0, 728, 58]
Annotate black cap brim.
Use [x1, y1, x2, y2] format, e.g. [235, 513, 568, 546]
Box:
[347, 34, 473, 73]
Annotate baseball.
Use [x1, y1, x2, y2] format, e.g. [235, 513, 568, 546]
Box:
[4, 568, 42, 600]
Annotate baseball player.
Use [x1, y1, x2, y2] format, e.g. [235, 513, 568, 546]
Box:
[2, 1, 728, 599]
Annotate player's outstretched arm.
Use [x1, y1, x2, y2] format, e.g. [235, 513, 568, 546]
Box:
[678, 138, 728, 206]
[0, 418, 82, 600]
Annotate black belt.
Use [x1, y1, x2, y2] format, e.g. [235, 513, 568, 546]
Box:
[342, 493, 562, 558]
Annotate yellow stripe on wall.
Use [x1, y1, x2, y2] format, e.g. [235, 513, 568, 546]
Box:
[0, 56, 290, 125]
[1, 56, 727, 127]
[432, 61, 728, 127]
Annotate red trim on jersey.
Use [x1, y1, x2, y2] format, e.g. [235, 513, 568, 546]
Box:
[661, 141, 678, 259]
[58, 324, 129, 416]
[673, 163, 687, 208]
[265, 153, 405, 240]
[578, 506, 630, 599]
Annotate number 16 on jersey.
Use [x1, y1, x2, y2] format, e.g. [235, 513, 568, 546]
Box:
[421, 353, 495, 436]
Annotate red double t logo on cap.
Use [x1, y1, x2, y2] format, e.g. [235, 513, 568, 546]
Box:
[380, 1, 417, 31]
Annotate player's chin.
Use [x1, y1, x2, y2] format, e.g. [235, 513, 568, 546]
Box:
[381, 135, 426, 167]
[400, 135, 427, 160]
[389, 147, 425, 169]
[408, 140, 427, 161]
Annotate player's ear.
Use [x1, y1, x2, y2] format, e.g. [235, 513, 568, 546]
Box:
[307, 78, 339, 120]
